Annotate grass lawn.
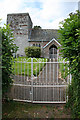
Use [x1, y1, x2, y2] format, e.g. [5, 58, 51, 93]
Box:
[12, 57, 69, 80]
[58, 58, 69, 81]
[12, 57, 48, 76]
[2, 100, 71, 119]
[59, 63, 69, 80]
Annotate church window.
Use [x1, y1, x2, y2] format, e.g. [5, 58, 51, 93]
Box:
[36, 44, 39, 47]
[39, 44, 41, 47]
[33, 44, 35, 46]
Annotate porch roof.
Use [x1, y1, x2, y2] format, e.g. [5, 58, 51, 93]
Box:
[43, 38, 61, 49]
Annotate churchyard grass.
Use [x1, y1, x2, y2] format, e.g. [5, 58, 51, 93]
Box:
[58, 58, 69, 81]
[12, 57, 47, 76]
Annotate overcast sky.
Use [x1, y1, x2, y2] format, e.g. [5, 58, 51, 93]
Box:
[0, 0, 79, 29]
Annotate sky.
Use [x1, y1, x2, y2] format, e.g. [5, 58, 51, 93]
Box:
[0, 0, 79, 29]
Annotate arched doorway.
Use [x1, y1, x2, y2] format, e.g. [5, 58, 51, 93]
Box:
[49, 44, 57, 58]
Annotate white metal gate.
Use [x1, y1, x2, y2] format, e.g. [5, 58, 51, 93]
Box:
[10, 58, 71, 103]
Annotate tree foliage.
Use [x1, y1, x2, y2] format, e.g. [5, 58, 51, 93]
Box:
[58, 10, 80, 118]
[33, 25, 41, 29]
[2, 24, 18, 95]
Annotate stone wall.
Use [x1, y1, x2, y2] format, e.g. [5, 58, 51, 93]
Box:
[29, 41, 48, 47]
[7, 13, 30, 34]
[14, 34, 29, 56]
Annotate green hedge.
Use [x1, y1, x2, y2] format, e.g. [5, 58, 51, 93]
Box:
[2, 24, 18, 95]
[58, 10, 80, 118]
[25, 46, 41, 58]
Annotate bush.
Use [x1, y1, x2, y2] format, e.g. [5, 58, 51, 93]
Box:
[2, 24, 18, 95]
[58, 10, 80, 118]
[25, 46, 41, 58]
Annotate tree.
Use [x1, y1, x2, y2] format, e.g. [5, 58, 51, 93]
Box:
[2, 24, 18, 95]
[33, 25, 41, 29]
[58, 10, 80, 118]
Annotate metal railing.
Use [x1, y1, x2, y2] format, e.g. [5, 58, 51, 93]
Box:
[9, 58, 71, 103]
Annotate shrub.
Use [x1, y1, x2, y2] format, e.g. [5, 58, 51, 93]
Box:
[58, 10, 80, 118]
[2, 24, 18, 95]
[25, 46, 41, 58]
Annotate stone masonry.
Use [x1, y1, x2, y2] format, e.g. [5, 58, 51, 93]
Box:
[7, 13, 33, 56]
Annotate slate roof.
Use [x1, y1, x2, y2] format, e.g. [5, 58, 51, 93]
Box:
[28, 29, 59, 42]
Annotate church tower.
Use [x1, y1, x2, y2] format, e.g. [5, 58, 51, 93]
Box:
[7, 13, 33, 56]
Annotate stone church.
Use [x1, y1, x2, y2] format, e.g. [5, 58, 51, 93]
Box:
[7, 13, 61, 58]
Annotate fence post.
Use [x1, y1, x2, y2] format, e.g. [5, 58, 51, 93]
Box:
[31, 58, 33, 102]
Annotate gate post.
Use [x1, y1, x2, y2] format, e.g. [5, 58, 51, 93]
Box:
[31, 58, 33, 102]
